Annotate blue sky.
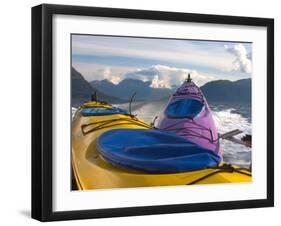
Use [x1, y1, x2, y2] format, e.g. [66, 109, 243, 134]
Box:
[72, 34, 252, 88]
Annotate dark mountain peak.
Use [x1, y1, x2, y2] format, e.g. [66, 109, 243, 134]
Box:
[72, 67, 79, 74]
[100, 79, 114, 84]
[233, 78, 251, 86]
[72, 67, 85, 79]
[118, 78, 151, 91]
[202, 78, 251, 87]
[71, 68, 122, 106]
[201, 78, 251, 103]
[202, 79, 232, 87]
[235, 78, 251, 82]
[92, 79, 116, 86]
[71, 67, 94, 96]
[90, 77, 173, 101]
[119, 78, 146, 85]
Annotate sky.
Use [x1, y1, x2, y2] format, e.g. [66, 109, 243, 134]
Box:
[72, 34, 252, 88]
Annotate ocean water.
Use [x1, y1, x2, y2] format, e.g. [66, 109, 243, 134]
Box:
[210, 104, 251, 168]
[73, 100, 252, 168]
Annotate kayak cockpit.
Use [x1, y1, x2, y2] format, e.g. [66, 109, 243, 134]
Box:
[96, 129, 221, 174]
[165, 99, 204, 119]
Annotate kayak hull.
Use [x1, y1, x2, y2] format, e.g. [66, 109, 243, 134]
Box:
[72, 102, 251, 190]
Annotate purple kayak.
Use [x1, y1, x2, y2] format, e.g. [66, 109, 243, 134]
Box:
[156, 75, 222, 158]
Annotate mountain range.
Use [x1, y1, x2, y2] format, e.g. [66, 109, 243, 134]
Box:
[91, 78, 251, 103]
[90, 79, 173, 101]
[71, 67, 122, 106]
[200, 78, 251, 103]
[72, 67, 251, 106]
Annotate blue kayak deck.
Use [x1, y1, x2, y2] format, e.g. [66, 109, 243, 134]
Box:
[96, 129, 221, 173]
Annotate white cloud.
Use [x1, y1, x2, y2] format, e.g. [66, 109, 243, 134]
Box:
[150, 75, 171, 88]
[72, 62, 135, 82]
[224, 44, 252, 73]
[123, 65, 215, 88]
[101, 67, 121, 84]
[73, 63, 220, 88]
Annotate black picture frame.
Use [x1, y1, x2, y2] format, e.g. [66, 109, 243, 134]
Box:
[32, 4, 274, 222]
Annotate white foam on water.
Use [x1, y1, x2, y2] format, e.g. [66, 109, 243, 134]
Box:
[72, 107, 77, 120]
[132, 101, 167, 124]
[212, 108, 252, 167]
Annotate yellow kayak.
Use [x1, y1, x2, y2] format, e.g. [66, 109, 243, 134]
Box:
[72, 101, 251, 190]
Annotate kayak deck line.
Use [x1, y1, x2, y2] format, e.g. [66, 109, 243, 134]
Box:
[81, 116, 151, 135]
[186, 163, 251, 185]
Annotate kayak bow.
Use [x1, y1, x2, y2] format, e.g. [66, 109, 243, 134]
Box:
[156, 76, 222, 158]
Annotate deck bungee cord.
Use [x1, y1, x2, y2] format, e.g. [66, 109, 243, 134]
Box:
[187, 163, 252, 185]
[81, 116, 151, 135]
[155, 118, 218, 144]
[80, 91, 153, 135]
